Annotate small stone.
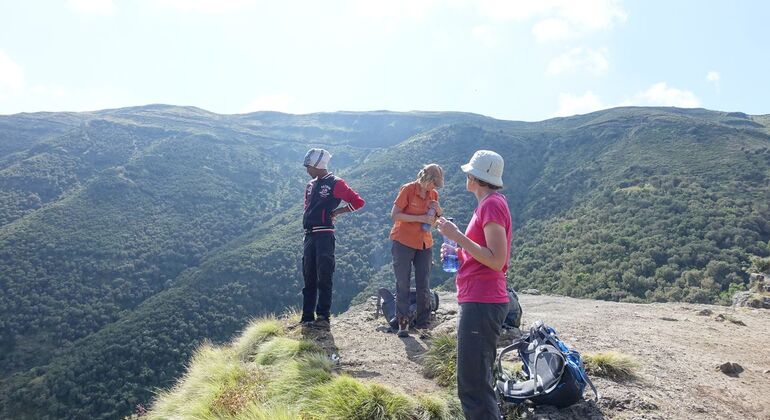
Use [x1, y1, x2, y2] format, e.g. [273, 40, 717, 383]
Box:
[522, 288, 540, 295]
[764, 369, 770, 374]
[696, 309, 713, 316]
[659, 317, 678, 321]
[716, 362, 743, 376]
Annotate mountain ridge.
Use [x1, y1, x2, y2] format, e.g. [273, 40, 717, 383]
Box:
[0, 105, 768, 419]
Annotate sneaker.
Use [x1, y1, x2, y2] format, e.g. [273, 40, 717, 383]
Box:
[295, 319, 314, 329]
[313, 317, 331, 331]
[397, 316, 409, 337]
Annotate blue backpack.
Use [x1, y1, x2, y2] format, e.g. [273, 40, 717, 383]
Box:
[495, 320, 599, 408]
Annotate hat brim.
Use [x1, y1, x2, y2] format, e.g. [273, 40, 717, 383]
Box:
[461, 163, 503, 187]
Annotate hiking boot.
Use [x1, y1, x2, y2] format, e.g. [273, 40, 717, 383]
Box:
[313, 317, 331, 331]
[397, 316, 409, 337]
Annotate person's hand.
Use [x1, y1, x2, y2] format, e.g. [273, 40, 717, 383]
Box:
[331, 209, 339, 223]
[436, 217, 460, 240]
[418, 214, 437, 225]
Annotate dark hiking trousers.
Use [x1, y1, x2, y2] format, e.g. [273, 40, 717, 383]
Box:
[457, 302, 508, 420]
[302, 232, 335, 322]
[391, 240, 432, 327]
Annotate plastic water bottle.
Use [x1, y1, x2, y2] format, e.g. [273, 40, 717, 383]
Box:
[442, 217, 459, 273]
[421, 207, 436, 231]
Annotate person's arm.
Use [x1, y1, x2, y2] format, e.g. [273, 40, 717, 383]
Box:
[391, 205, 434, 224]
[437, 218, 508, 272]
[331, 179, 365, 218]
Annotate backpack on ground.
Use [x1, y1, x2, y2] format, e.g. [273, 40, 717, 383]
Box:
[503, 287, 522, 330]
[377, 288, 439, 330]
[495, 320, 598, 408]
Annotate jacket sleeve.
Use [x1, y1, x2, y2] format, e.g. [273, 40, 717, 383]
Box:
[333, 179, 365, 212]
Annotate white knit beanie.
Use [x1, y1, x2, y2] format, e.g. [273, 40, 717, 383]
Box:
[303, 148, 332, 170]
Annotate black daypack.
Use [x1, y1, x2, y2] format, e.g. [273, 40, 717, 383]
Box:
[495, 320, 598, 408]
[377, 288, 439, 330]
[503, 288, 522, 330]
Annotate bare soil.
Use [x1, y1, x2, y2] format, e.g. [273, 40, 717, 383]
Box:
[293, 292, 770, 419]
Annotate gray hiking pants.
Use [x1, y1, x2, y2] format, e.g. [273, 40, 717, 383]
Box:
[457, 302, 508, 420]
[391, 240, 432, 327]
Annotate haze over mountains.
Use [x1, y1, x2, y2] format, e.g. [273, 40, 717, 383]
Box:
[0, 105, 768, 419]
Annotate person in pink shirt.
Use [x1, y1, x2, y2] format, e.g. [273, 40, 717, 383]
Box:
[437, 150, 511, 420]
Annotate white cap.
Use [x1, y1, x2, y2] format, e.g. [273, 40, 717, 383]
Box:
[461, 150, 504, 187]
[303, 148, 332, 170]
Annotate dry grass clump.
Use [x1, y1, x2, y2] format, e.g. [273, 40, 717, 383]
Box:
[583, 351, 638, 381]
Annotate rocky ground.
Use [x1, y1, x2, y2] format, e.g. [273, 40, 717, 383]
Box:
[294, 292, 770, 419]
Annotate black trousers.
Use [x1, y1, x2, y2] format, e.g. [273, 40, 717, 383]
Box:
[302, 232, 335, 322]
[457, 302, 508, 420]
[391, 240, 432, 327]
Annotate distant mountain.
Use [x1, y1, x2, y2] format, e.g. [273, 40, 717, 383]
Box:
[0, 105, 768, 419]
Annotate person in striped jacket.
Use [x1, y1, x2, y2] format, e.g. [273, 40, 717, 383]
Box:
[300, 148, 365, 330]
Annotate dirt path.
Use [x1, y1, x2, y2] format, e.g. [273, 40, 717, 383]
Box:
[302, 292, 770, 419]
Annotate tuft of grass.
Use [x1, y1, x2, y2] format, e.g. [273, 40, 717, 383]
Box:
[239, 402, 300, 420]
[255, 337, 322, 365]
[146, 325, 467, 420]
[421, 333, 457, 387]
[147, 342, 245, 419]
[583, 351, 638, 381]
[268, 353, 335, 404]
[210, 366, 269, 415]
[305, 375, 416, 420]
[415, 393, 465, 420]
[500, 361, 525, 381]
[232, 317, 285, 361]
[282, 306, 303, 325]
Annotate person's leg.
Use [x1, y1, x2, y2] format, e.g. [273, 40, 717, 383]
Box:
[412, 247, 433, 327]
[314, 232, 335, 320]
[392, 241, 416, 321]
[301, 234, 317, 322]
[457, 302, 508, 420]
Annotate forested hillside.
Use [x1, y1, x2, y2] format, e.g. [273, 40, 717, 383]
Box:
[0, 106, 768, 419]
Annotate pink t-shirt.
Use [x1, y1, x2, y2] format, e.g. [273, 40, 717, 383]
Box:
[456, 192, 512, 304]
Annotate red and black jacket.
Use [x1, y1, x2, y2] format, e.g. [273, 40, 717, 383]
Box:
[303, 173, 365, 233]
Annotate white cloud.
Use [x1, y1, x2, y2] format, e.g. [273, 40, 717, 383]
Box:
[555, 82, 701, 118]
[547, 47, 609, 75]
[706, 70, 720, 83]
[478, 0, 550, 21]
[349, 0, 443, 21]
[67, 0, 115, 16]
[153, 0, 257, 14]
[555, 0, 627, 32]
[532, 18, 571, 42]
[479, 0, 627, 41]
[471, 25, 499, 47]
[0, 51, 25, 93]
[241, 93, 298, 114]
[555, 91, 605, 117]
[630, 82, 700, 108]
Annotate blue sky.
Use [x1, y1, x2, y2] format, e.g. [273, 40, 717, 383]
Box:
[1, 0, 768, 121]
